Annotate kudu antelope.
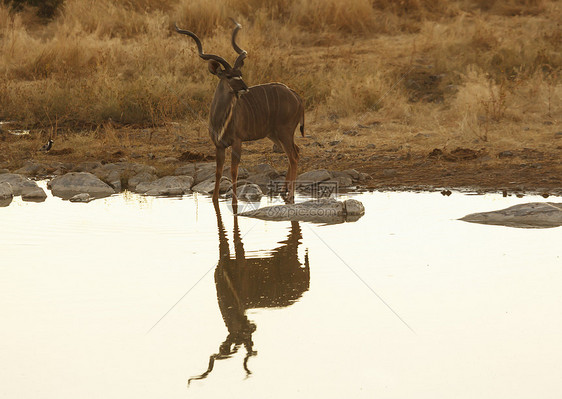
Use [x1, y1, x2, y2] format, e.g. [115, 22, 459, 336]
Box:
[175, 20, 305, 203]
[188, 203, 310, 385]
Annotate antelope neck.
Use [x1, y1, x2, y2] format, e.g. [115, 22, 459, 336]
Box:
[210, 80, 237, 147]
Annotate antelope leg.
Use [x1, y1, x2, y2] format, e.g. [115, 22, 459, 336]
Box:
[230, 139, 242, 204]
[213, 147, 226, 202]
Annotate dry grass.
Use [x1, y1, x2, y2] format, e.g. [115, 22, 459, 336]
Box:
[0, 0, 560, 174]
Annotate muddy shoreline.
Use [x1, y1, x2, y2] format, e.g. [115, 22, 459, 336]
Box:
[3, 156, 560, 198]
[2, 125, 561, 198]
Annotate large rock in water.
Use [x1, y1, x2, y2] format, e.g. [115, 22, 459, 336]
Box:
[0, 182, 13, 206]
[239, 198, 365, 224]
[94, 162, 157, 191]
[0, 182, 13, 199]
[134, 175, 194, 196]
[192, 176, 232, 195]
[21, 185, 47, 202]
[0, 173, 41, 196]
[460, 202, 562, 228]
[226, 183, 263, 202]
[48, 172, 115, 199]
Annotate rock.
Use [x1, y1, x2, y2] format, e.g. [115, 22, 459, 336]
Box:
[174, 163, 197, 176]
[48, 172, 115, 200]
[226, 183, 263, 201]
[0, 182, 13, 199]
[460, 202, 562, 228]
[358, 172, 370, 182]
[135, 175, 194, 196]
[343, 199, 365, 216]
[498, 151, 514, 158]
[14, 161, 47, 176]
[127, 171, 157, 191]
[0, 197, 12, 207]
[21, 186, 47, 202]
[329, 176, 354, 189]
[69, 193, 93, 203]
[343, 169, 361, 181]
[246, 173, 280, 193]
[194, 163, 218, 184]
[94, 162, 157, 191]
[251, 164, 279, 177]
[328, 140, 341, 146]
[223, 166, 250, 180]
[0, 173, 41, 196]
[73, 161, 102, 173]
[330, 170, 352, 179]
[239, 198, 365, 224]
[297, 169, 332, 183]
[192, 176, 232, 195]
[175, 163, 219, 184]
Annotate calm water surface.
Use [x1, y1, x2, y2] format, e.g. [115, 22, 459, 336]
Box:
[1, 185, 561, 399]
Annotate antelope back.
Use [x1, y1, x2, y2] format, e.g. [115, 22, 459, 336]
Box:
[231, 83, 304, 143]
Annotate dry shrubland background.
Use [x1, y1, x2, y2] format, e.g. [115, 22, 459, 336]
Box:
[0, 0, 560, 142]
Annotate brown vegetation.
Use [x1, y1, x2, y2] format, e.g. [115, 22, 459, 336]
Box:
[0, 0, 560, 193]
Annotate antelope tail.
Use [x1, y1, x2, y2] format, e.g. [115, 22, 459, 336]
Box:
[300, 109, 305, 137]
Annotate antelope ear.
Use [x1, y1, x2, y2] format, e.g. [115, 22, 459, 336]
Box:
[208, 60, 223, 76]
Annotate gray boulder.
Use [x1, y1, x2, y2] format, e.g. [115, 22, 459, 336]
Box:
[192, 176, 232, 195]
[69, 193, 93, 203]
[247, 173, 278, 192]
[135, 175, 194, 196]
[175, 163, 252, 184]
[0, 173, 41, 196]
[343, 169, 361, 181]
[193, 163, 218, 184]
[128, 171, 157, 191]
[174, 164, 198, 176]
[329, 176, 354, 189]
[48, 172, 115, 199]
[223, 166, 250, 180]
[21, 186, 47, 202]
[94, 162, 157, 191]
[239, 198, 365, 224]
[0, 198, 12, 207]
[251, 163, 279, 177]
[226, 183, 263, 202]
[0, 182, 13, 199]
[460, 202, 562, 228]
[73, 161, 102, 173]
[14, 161, 48, 176]
[297, 169, 332, 183]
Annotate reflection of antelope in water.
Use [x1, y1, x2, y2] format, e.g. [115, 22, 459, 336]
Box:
[188, 204, 310, 385]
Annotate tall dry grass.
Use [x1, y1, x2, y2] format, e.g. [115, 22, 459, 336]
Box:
[0, 0, 560, 134]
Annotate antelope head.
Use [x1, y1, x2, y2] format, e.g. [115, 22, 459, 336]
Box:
[175, 20, 249, 98]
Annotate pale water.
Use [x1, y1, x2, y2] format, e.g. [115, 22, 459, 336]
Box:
[1, 184, 561, 399]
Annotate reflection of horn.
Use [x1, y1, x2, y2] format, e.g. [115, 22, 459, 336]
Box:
[188, 353, 217, 386]
[188, 204, 310, 385]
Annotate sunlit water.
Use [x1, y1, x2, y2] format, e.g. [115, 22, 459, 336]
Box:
[1, 183, 561, 399]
